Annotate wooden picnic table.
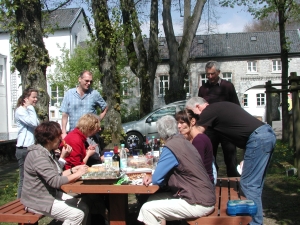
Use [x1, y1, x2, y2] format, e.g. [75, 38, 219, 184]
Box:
[61, 181, 159, 225]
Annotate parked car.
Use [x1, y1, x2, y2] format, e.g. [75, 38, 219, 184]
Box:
[122, 100, 187, 148]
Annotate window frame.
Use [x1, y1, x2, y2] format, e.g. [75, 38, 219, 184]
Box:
[247, 61, 257, 73]
[256, 93, 266, 106]
[272, 60, 282, 72]
[222, 72, 232, 82]
[159, 75, 169, 96]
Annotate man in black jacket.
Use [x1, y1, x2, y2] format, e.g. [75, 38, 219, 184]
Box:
[198, 61, 240, 177]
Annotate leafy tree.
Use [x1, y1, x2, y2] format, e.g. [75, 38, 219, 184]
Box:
[162, 0, 207, 103]
[220, 0, 300, 142]
[0, 0, 75, 121]
[0, 0, 50, 120]
[120, 0, 159, 116]
[91, 0, 125, 147]
[244, 12, 300, 32]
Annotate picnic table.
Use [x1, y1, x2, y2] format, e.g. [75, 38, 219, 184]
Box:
[61, 181, 159, 225]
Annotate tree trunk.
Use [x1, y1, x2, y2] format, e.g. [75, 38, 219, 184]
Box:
[162, 0, 207, 104]
[91, 0, 123, 147]
[121, 0, 159, 117]
[14, 0, 50, 121]
[277, 2, 289, 142]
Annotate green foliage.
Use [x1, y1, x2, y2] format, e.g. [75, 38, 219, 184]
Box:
[121, 103, 140, 123]
[271, 140, 294, 165]
[48, 43, 102, 91]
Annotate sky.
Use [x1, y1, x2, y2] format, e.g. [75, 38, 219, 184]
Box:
[69, 1, 255, 36]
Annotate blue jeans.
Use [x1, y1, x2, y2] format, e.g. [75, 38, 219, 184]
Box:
[240, 124, 276, 225]
[15, 147, 28, 198]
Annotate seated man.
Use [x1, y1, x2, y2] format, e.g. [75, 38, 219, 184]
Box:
[138, 115, 216, 225]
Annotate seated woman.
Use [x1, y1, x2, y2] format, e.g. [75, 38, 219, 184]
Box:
[175, 110, 216, 184]
[63, 113, 101, 169]
[20, 121, 89, 225]
[138, 115, 215, 225]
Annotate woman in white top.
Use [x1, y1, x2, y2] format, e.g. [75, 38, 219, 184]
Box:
[15, 88, 39, 198]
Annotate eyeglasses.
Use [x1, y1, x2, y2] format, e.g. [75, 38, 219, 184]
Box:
[84, 80, 93, 84]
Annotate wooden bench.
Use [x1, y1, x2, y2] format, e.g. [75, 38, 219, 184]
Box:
[0, 199, 44, 225]
[187, 177, 252, 225]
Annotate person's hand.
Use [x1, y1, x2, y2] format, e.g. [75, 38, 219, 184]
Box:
[86, 144, 96, 157]
[75, 165, 88, 176]
[23, 98, 31, 107]
[60, 144, 72, 159]
[143, 174, 152, 187]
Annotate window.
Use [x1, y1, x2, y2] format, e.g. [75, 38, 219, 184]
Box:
[184, 75, 190, 95]
[121, 78, 129, 96]
[159, 75, 169, 96]
[222, 72, 232, 82]
[200, 74, 208, 86]
[51, 85, 64, 107]
[247, 61, 257, 72]
[0, 65, 3, 85]
[243, 94, 248, 107]
[256, 93, 265, 106]
[273, 60, 282, 72]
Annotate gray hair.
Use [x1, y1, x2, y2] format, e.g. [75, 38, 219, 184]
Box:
[156, 115, 178, 140]
[205, 61, 220, 72]
[185, 97, 207, 109]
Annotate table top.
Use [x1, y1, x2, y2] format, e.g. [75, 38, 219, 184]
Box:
[61, 181, 159, 194]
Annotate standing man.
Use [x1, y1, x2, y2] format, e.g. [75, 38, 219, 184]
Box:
[60, 70, 107, 164]
[198, 61, 240, 177]
[186, 97, 276, 225]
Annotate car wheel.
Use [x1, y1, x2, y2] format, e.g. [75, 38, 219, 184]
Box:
[126, 132, 143, 149]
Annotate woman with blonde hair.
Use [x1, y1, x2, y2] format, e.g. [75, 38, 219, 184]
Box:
[63, 113, 101, 169]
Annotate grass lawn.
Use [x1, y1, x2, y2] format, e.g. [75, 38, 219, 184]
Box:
[0, 140, 299, 225]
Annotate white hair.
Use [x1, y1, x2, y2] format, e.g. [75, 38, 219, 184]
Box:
[185, 97, 207, 109]
[156, 115, 178, 140]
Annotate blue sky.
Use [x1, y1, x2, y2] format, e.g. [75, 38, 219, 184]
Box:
[70, 1, 254, 36]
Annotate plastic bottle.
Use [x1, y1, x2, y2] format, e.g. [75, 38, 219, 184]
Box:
[119, 144, 127, 170]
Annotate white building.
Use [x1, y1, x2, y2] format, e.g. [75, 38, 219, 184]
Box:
[0, 8, 91, 138]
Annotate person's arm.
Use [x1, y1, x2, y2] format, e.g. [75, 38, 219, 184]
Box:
[61, 113, 69, 138]
[228, 83, 240, 106]
[62, 165, 88, 182]
[15, 106, 39, 127]
[151, 147, 179, 186]
[99, 106, 107, 121]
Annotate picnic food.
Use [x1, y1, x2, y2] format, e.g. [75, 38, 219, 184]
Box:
[87, 167, 99, 172]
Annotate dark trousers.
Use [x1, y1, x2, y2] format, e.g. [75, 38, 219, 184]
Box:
[205, 128, 240, 177]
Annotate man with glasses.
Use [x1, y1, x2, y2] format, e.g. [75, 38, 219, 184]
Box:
[198, 61, 240, 177]
[60, 70, 107, 165]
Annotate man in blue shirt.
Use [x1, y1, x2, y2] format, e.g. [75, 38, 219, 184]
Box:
[60, 70, 107, 163]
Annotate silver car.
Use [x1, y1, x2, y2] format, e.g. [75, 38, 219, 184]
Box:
[122, 100, 187, 148]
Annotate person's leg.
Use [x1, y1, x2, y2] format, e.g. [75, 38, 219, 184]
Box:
[219, 135, 239, 177]
[15, 147, 28, 198]
[28, 193, 89, 225]
[138, 192, 214, 225]
[240, 124, 276, 225]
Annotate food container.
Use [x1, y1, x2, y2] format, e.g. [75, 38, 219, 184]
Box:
[124, 168, 152, 181]
[227, 200, 257, 216]
[127, 156, 153, 169]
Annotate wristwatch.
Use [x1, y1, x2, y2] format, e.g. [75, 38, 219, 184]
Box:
[70, 167, 73, 174]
